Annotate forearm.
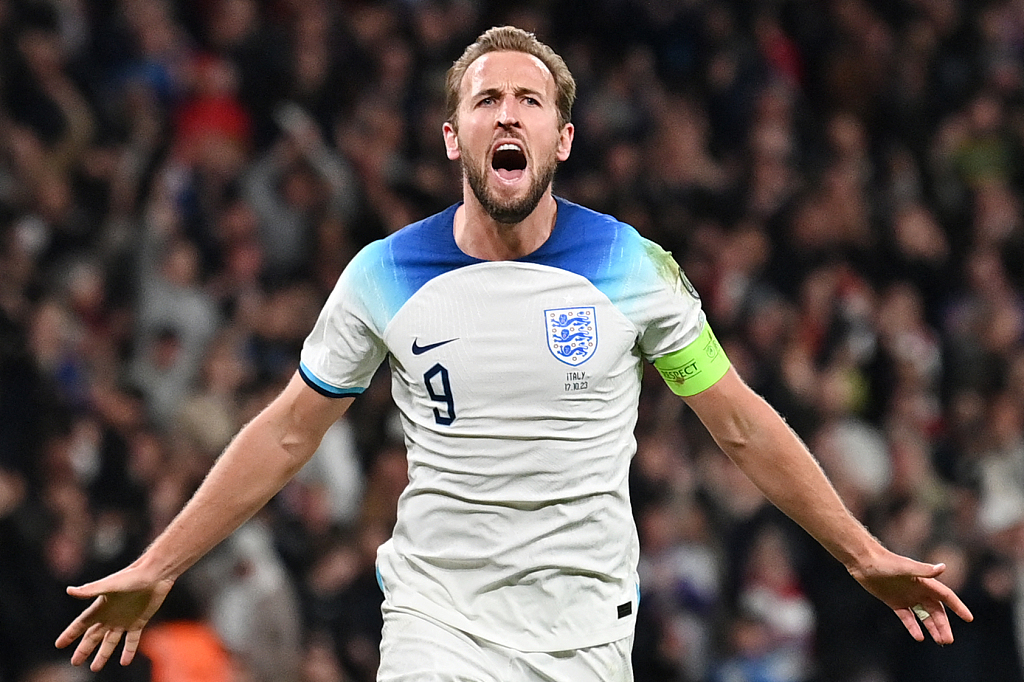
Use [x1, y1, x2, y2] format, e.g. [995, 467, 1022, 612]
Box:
[686, 370, 884, 571]
[131, 377, 352, 582]
[132, 422, 302, 580]
[716, 400, 977, 643]
[726, 399, 881, 567]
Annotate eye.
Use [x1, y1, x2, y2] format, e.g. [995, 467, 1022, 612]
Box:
[524, 97, 540, 106]
[478, 97, 495, 106]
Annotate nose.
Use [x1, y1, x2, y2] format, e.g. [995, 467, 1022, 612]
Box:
[496, 96, 520, 129]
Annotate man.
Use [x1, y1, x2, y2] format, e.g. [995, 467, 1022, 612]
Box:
[57, 26, 972, 681]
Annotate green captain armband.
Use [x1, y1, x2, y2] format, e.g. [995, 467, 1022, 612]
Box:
[653, 323, 731, 397]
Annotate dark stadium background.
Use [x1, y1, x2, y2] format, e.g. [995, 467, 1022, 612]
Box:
[1, 1, 1023, 681]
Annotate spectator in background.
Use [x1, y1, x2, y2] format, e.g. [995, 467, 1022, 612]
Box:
[136, 581, 230, 682]
[192, 519, 303, 682]
[129, 225, 219, 429]
[243, 100, 356, 280]
[0, 1, 1022, 681]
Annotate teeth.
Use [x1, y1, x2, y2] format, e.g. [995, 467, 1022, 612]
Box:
[497, 143, 521, 152]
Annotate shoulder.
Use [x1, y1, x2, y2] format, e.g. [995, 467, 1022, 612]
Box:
[335, 203, 477, 323]
[347, 203, 464, 277]
[553, 197, 667, 259]
[385, 203, 462, 258]
[544, 197, 674, 283]
[554, 197, 634, 241]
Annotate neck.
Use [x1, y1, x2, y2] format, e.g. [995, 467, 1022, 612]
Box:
[454, 190, 558, 261]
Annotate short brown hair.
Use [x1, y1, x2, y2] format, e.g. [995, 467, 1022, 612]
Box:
[444, 26, 576, 130]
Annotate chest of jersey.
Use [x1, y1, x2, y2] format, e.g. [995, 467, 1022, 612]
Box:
[384, 262, 642, 436]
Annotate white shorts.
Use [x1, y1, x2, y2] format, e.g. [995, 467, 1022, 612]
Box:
[377, 605, 634, 682]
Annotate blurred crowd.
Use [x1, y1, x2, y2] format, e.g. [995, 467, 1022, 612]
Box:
[1, 0, 1023, 681]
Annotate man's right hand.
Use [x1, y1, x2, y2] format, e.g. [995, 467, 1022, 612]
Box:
[55, 567, 175, 671]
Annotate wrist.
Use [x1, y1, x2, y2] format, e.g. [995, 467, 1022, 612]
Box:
[130, 550, 184, 584]
[839, 536, 890, 580]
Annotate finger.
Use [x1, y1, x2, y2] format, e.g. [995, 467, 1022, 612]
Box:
[922, 577, 975, 623]
[90, 628, 124, 672]
[55, 615, 90, 649]
[938, 585, 974, 623]
[56, 595, 108, 648]
[67, 585, 95, 599]
[919, 604, 953, 645]
[55, 621, 83, 649]
[70, 623, 105, 666]
[67, 576, 120, 600]
[67, 566, 149, 600]
[902, 560, 947, 579]
[121, 629, 143, 666]
[896, 608, 924, 642]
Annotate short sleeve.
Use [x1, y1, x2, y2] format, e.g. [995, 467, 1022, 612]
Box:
[611, 233, 706, 363]
[299, 243, 390, 396]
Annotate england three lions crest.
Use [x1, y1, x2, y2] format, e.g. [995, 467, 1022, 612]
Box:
[545, 306, 597, 366]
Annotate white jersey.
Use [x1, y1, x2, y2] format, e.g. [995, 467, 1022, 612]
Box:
[299, 197, 706, 651]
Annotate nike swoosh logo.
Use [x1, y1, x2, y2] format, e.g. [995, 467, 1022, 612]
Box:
[411, 338, 459, 355]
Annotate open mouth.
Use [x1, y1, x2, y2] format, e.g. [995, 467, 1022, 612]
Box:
[491, 143, 527, 181]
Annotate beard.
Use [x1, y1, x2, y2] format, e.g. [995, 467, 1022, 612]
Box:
[462, 145, 558, 224]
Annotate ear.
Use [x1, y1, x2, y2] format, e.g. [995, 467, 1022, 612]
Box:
[556, 122, 574, 162]
[443, 121, 460, 160]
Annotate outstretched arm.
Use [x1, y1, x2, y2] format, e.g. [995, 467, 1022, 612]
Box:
[683, 367, 974, 644]
[55, 372, 354, 671]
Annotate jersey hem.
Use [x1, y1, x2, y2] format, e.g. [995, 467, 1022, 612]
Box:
[376, 542, 638, 654]
[381, 592, 637, 653]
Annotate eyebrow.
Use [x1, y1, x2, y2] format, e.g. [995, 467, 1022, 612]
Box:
[473, 86, 546, 101]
